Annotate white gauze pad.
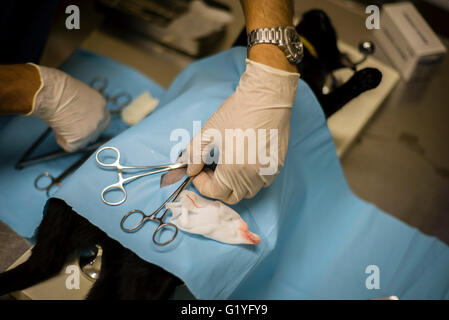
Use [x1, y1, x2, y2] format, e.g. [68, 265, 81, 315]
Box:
[121, 91, 159, 126]
[167, 190, 261, 245]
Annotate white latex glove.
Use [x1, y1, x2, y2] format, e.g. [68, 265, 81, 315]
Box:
[186, 59, 299, 204]
[27, 63, 110, 152]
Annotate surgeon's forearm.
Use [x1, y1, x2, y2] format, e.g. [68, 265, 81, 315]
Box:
[240, 0, 297, 73]
[0, 64, 41, 115]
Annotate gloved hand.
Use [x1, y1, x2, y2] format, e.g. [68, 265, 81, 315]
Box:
[186, 59, 299, 204]
[27, 63, 110, 152]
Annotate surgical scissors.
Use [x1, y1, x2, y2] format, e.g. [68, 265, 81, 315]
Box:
[35, 151, 92, 197]
[90, 76, 132, 113]
[95, 146, 187, 206]
[120, 176, 193, 246]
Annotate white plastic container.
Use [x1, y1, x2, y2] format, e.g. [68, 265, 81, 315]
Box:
[373, 2, 446, 81]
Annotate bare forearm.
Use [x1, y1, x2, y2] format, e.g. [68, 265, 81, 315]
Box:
[240, 0, 297, 73]
[0, 64, 41, 115]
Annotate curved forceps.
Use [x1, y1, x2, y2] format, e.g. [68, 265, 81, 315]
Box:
[96, 146, 187, 206]
[120, 176, 193, 246]
[90, 76, 132, 113]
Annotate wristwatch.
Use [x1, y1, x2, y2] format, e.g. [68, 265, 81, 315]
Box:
[247, 26, 304, 64]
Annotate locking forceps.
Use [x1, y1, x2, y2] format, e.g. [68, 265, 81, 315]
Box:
[34, 151, 93, 197]
[120, 176, 193, 246]
[95, 146, 187, 206]
[90, 77, 132, 113]
[15, 126, 111, 170]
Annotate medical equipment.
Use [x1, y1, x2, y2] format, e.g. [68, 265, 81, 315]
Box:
[0, 48, 165, 239]
[17, 138, 108, 169]
[120, 176, 193, 246]
[95, 146, 187, 206]
[15, 127, 52, 169]
[34, 151, 93, 197]
[167, 190, 261, 245]
[120, 91, 159, 126]
[90, 76, 132, 113]
[15, 127, 109, 170]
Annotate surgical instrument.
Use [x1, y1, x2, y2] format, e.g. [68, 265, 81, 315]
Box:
[34, 151, 93, 197]
[90, 76, 132, 113]
[17, 137, 110, 169]
[95, 146, 187, 206]
[120, 176, 193, 246]
[15, 127, 52, 169]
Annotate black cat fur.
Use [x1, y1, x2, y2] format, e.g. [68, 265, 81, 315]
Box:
[0, 198, 182, 299]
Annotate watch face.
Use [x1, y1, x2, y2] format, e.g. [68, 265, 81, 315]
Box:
[284, 27, 303, 63]
[291, 41, 303, 54]
[285, 27, 299, 43]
